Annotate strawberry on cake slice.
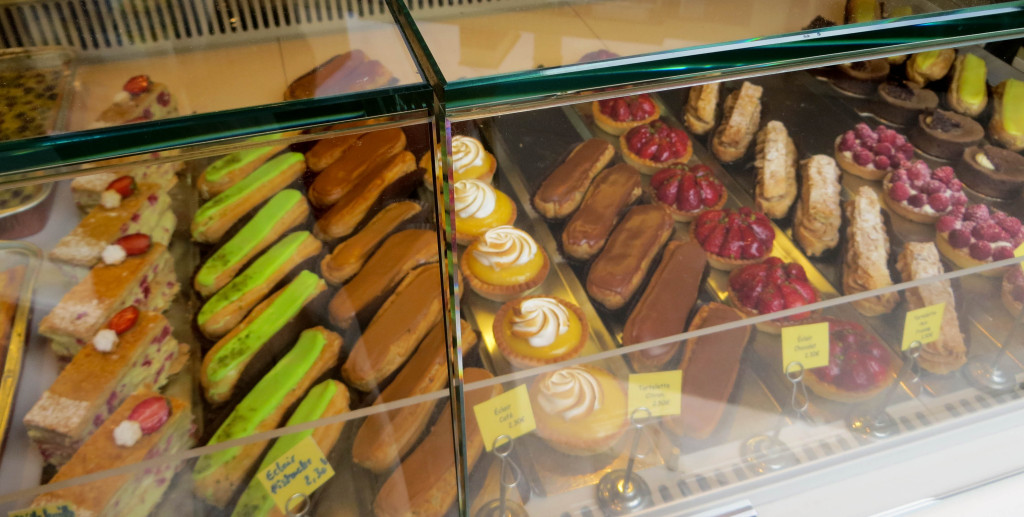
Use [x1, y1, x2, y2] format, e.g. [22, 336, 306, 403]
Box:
[835, 122, 915, 180]
[728, 257, 820, 334]
[649, 163, 726, 221]
[935, 203, 1024, 276]
[71, 151, 183, 210]
[690, 207, 775, 270]
[96, 75, 178, 127]
[592, 94, 660, 135]
[883, 160, 968, 224]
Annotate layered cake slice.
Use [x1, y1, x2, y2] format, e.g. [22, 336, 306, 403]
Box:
[29, 390, 193, 517]
[49, 180, 177, 268]
[39, 242, 179, 358]
[96, 75, 178, 127]
[71, 152, 183, 209]
[24, 311, 185, 466]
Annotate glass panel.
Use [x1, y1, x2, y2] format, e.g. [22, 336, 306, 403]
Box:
[449, 39, 1024, 513]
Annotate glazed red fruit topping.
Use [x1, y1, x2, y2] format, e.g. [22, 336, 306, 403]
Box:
[624, 120, 690, 163]
[106, 176, 136, 198]
[128, 396, 170, 434]
[938, 202, 1024, 260]
[123, 75, 151, 96]
[693, 207, 774, 259]
[838, 123, 912, 171]
[651, 164, 724, 214]
[886, 161, 965, 215]
[598, 94, 657, 122]
[730, 257, 818, 319]
[108, 306, 140, 334]
[811, 318, 891, 391]
[115, 233, 151, 255]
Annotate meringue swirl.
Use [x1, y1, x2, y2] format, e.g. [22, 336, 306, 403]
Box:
[452, 135, 488, 175]
[471, 226, 537, 269]
[537, 366, 603, 421]
[511, 297, 569, 348]
[454, 179, 497, 219]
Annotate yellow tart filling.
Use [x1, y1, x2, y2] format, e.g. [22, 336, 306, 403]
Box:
[465, 226, 544, 286]
[501, 298, 583, 359]
[532, 367, 625, 435]
[454, 180, 515, 238]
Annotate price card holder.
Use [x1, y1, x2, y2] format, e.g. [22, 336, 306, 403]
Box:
[473, 384, 536, 451]
[902, 302, 945, 350]
[257, 436, 335, 513]
[781, 322, 830, 371]
[627, 371, 682, 417]
[8, 503, 76, 517]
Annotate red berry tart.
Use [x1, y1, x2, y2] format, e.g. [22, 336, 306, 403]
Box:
[834, 123, 915, 180]
[649, 164, 727, 221]
[727, 257, 820, 334]
[690, 207, 775, 271]
[935, 203, 1024, 277]
[620, 120, 693, 174]
[882, 160, 967, 224]
[592, 94, 660, 135]
[802, 318, 895, 403]
[1001, 266, 1024, 316]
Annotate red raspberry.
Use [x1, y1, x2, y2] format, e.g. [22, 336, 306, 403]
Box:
[157, 90, 171, 107]
[840, 131, 857, 151]
[891, 169, 909, 184]
[999, 217, 1023, 235]
[969, 241, 993, 260]
[965, 204, 990, 223]
[892, 134, 908, 148]
[855, 123, 873, 139]
[888, 182, 912, 202]
[921, 180, 946, 195]
[873, 155, 891, 170]
[933, 166, 955, 184]
[928, 193, 951, 213]
[853, 150, 874, 166]
[994, 246, 1015, 261]
[950, 204, 967, 218]
[949, 180, 963, 192]
[900, 144, 915, 159]
[908, 193, 928, 208]
[952, 192, 969, 206]
[948, 229, 972, 248]
[873, 142, 894, 158]
[879, 130, 899, 145]
[936, 215, 958, 233]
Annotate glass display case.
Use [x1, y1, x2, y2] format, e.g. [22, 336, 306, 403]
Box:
[0, 1, 1023, 515]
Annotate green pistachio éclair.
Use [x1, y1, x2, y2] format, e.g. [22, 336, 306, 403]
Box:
[193, 152, 305, 234]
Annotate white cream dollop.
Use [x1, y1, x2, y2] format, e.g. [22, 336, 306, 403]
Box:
[511, 297, 570, 348]
[454, 179, 497, 219]
[113, 91, 131, 105]
[113, 419, 142, 447]
[976, 152, 995, 170]
[100, 189, 122, 209]
[537, 367, 603, 421]
[472, 226, 537, 269]
[452, 136, 489, 177]
[93, 329, 119, 352]
[101, 244, 127, 265]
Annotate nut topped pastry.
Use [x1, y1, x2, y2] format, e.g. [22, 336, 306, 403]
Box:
[684, 83, 720, 135]
[493, 296, 588, 369]
[712, 81, 763, 162]
[793, 155, 841, 257]
[897, 242, 966, 374]
[754, 121, 798, 219]
[461, 226, 549, 302]
[843, 187, 899, 316]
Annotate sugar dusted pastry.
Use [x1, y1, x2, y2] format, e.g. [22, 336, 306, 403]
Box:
[897, 242, 966, 374]
[793, 155, 841, 256]
[712, 81, 762, 162]
[754, 121, 797, 218]
[529, 365, 628, 455]
[684, 83, 720, 135]
[843, 187, 898, 316]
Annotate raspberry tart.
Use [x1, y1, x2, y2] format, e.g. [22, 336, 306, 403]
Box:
[834, 123, 915, 180]
[592, 94, 660, 135]
[649, 163, 727, 221]
[803, 318, 895, 403]
[1001, 266, 1024, 316]
[882, 160, 967, 224]
[690, 207, 775, 271]
[620, 119, 693, 174]
[728, 258, 819, 334]
[935, 203, 1024, 276]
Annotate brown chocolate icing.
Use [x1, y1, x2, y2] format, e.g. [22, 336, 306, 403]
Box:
[535, 139, 613, 206]
[586, 204, 673, 310]
[562, 163, 642, 260]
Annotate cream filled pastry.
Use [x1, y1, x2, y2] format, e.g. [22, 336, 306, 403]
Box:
[454, 179, 516, 244]
[529, 364, 626, 455]
[511, 297, 570, 348]
[461, 226, 548, 301]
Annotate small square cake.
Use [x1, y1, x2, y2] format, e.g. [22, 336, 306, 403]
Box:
[71, 152, 183, 210]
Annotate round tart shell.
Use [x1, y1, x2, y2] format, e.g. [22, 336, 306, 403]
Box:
[934, 231, 1004, 277]
[727, 284, 821, 335]
[529, 364, 628, 455]
[422, 152, 497, 191]
[644, 182, 727, 222]
[619, 133, 693, 175]
[591, 101, 660, 136]
[687, 223, 770, 271]
[833, 136, 891, 181]
[493, 295, 589, 369]
[803, 360, 896, 403]
[460, 245, 550, 302]
[881, 173, 944, 224]
[455, 201, 518, 246]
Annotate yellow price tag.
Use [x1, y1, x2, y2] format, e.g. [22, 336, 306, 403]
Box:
[1014, 242, 1024, 272]
[8, 503, 76, 517]
[257, 436, 335, 513]
[628, 371, 682, 417]
[473, 384, 536, 451]
[781, 321, 830, 371]
[902, 303, 945, 350]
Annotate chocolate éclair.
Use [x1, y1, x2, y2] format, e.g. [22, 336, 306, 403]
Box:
[586, 204, 673, 310]
[562, 163, 642, 260]
[533, 138, 614, 219]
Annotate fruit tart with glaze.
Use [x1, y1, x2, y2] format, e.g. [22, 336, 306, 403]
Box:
[649, 163, 726, 221]
[935, 203, 1024, 277]
[690, 207, 775, 271]
[460, 226, 549, 302]
[882, 160, 967, 224]
[493, 296, 589, 369]
[620, 119, 693, 174]
[728, 257, 819, 334]
[592, 94, 660, 135]
[803, 318, 895, 403]
[529, 364, 627, 455]
[834, 123, 915, 181]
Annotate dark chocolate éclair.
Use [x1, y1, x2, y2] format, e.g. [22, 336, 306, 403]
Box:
[874, 81, 939, 126]
[562, 163, 642, 261]
[586, 204, 673, 311]
[623, 240, 707, 373]
[958, 145, 1024, 200]
[910, 109, 984, 161]
[533, 139, 614, 220]
[663, 302, 750, 440]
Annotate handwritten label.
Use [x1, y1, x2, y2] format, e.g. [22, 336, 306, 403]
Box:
[1015, 242, 1024, 272]
[257, 436, 334, 513]
[781, 321, 830, 371]
[8, 503, 76, 517]
[902, 302, 945, 350]
[628, 371, 682, 417]
[473, 384, 536, 451]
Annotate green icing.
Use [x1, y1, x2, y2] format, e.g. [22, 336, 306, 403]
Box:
[205, 270, 322, 386]
[958, 54, 987, 107]
[229, 380, 339, 517]
[1003, 79, 1024, 136]
[194, 152, 305, 233]
[204, 134, 287, 182]
[193, 329, 328, 480]
[197, 231, 313, 326]
[195, 189, 304, 290]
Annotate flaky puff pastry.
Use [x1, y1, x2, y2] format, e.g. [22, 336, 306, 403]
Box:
[754, 121, 798, 219]
[843, 187, 899, 316]
[684, 83, 720, 135]
[897, 242, 966, 374]
[793, 155, 841, 257]
[712, 82, 762, 162]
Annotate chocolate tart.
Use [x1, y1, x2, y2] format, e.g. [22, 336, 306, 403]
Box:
[492, 296, 589, 369]
[830, 59, 890, 97]
[875, 81, 939, 126]
[910, 109, 984, 160]
[957, 145, 1024, 199]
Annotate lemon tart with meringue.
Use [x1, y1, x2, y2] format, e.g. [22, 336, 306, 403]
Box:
[461, 226, 548, 301]
[453, 179, 517, 245]
[493, 296, 588, 369]
[529, 365, 627, 455]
